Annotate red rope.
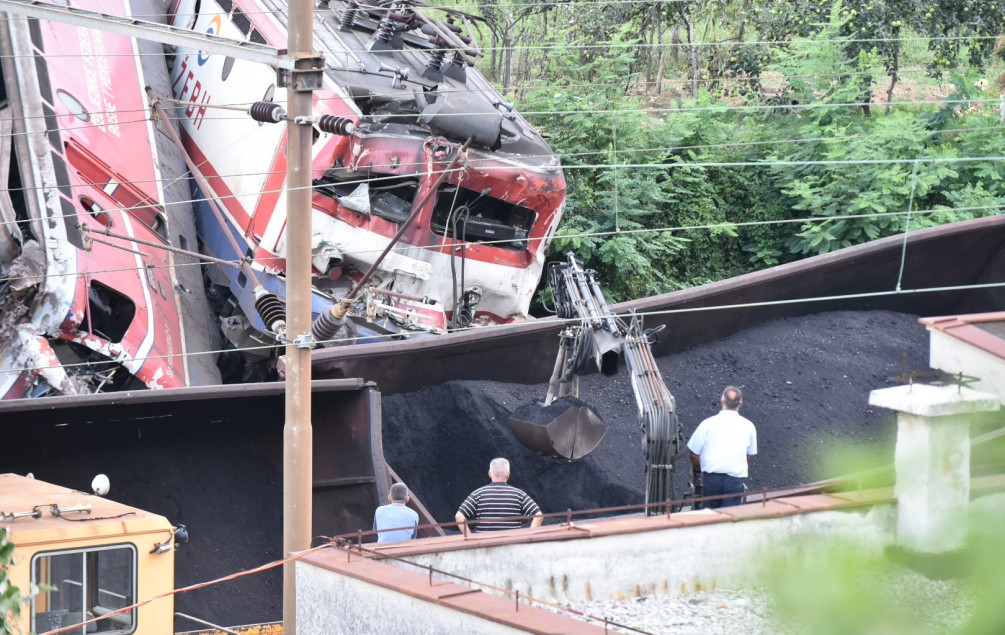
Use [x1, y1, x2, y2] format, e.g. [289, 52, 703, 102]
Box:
[39, 542, 333, 635]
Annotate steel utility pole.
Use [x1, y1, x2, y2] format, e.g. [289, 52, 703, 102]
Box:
[283, 0, 320, 631]
[0, 0, 318, 629]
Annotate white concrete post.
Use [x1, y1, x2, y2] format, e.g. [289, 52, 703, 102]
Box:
[869, 384, 999, 554]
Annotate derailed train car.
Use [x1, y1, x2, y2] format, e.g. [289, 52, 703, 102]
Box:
[0, 0, 568, 394]
[164, 0, 566, 377]
[0, 0, 220, 398]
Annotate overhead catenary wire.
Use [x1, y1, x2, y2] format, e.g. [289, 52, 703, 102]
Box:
[4, 116, 1002, 206]
[3, 138, 1003, 225]
[1, 36, 997, 63]
[0, 192, 999, 288]
[2, 12, 1000, 58]
[1, 141, 996, 279]
[1, 0, 991, 82]
[3, 278, 1005, 379]
[0, 5, 998, 109]
[516, 97, 1001, 117]
[1, 82, 999, 264]
[0, 55, 987, 113]
[5, 91, 997, 143]
[511, 63, 989, 90]
[0, 30, 995, 141]
[67, 0, 1005, 24]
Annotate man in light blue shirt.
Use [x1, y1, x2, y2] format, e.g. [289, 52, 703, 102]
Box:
[373, 483, 419, 543]
[687, 386, 757, 508]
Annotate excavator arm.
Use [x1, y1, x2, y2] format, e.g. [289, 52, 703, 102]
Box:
[509, 253, 684, 509]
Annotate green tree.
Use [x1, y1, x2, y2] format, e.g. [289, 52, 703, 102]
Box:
[479, 0, 556, 89]
[497, 0, 1003, 303]
[1, 529, 26, 635]
[751, 0, 916, 114]
[521, 23, 742, 301]
[915, 0, 1005, 75]
[750, 7, 961, 256]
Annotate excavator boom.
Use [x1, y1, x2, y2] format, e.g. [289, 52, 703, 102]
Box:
[509, 253, 683, 508]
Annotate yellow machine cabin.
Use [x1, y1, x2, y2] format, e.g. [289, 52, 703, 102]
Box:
[1, 473, 178, 635]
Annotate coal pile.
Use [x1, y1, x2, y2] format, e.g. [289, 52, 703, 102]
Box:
[381, 310, 932, 524]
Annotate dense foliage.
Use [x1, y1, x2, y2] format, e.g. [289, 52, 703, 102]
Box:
[1, 529, 25, 635]
[462, 0, 1005, 307]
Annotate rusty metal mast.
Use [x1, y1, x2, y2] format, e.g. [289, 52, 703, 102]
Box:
[0, 0, 319, 629]
[283, 0, 319, 630]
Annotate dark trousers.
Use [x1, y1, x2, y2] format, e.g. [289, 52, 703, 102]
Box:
[702, 472, 745, 508]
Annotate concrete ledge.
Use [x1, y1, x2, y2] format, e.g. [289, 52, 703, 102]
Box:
[828, 487, 895, 505]
[370, 489, 892, 560]
[299, 549, 607, 634]
[363, 492, 897, 607]
[713, 500, 801, 520]
[869, 384, 1000, 417]
[300, 477, 1005, 631]
[920, 312, 1005, 359]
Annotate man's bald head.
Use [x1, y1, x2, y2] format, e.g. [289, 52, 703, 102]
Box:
[721, 386, 742, 410]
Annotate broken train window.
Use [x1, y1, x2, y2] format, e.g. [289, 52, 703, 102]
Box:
[430, 184, 534, 250]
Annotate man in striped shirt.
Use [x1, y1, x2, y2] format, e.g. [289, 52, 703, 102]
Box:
[454, 458, 543, 533]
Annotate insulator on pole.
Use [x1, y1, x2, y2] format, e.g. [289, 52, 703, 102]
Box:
[311, 301, 349, 342]
[339, 0, 359, 30]
[373, 18, 394, 44]
[249, 101, 286, 123]
[254, 286, 287, 335]
[317, 115, 355, 136]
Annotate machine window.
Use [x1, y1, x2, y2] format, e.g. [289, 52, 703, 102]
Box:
[31, 544, 137, 634]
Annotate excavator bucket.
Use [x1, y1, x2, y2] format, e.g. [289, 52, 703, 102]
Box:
[509, 396, 607, 460]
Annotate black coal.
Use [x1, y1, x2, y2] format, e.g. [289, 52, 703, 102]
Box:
[381, 310, 931, 524]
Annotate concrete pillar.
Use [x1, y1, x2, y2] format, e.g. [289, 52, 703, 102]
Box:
[869, 384, 999, 554]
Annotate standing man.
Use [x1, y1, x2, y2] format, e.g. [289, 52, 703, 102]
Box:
[687, 386, 757, 509]
[373, 483, 419, 543]
[455, 457, 543, 533]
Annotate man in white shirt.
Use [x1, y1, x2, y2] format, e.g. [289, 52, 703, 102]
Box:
[687, 386, 757, 508]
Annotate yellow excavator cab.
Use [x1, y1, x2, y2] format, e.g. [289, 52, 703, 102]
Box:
[0, 473, 176, 635]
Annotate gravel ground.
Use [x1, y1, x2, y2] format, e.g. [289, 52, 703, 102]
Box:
[560, 566, 977, 634]
[561, 588, 786, 635]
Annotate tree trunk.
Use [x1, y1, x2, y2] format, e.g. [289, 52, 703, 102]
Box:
[656, 51, 665, 95]
[671, 23, 681, 64]
[685, 16, 698, 98]
[738, 0, 750, 41]
[860, 74, 872, 117]
[502, 33, 513, 90]
[489, 31, 498, 82]
[885, 48, 900, 115]
[517, 32, 531, 85]
[639, 3, 654, 89]
[651, 3, 661, 95]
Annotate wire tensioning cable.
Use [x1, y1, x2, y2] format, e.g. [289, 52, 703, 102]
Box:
[3, 279, 1005, 380]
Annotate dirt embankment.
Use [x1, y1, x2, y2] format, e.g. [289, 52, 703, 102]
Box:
[381, 310, 932, 523]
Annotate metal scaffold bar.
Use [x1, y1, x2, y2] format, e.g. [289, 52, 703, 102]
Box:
[0, 0, 298, 69]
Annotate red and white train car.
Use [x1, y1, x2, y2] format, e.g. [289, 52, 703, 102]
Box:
[0, 0, 219, 397]
[165, 0, 566, 350]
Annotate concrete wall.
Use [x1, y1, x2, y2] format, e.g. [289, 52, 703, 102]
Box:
[296, 564, 536, 635]
[295, 490, 1005, 630]
[397, 506, 896, 603]
[928, 330, 1005, 404]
